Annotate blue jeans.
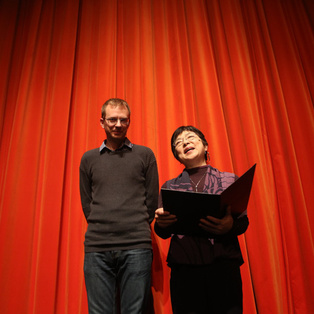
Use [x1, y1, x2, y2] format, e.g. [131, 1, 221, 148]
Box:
[84, 249, 153, 314]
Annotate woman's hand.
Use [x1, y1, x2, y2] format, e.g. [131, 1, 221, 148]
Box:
[155, 207, 177, 228]
[199, 207, 233, 235]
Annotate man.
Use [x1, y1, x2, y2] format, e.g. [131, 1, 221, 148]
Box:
[79, 98, 159, 313]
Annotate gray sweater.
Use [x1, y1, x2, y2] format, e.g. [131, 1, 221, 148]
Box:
[79, 140, 159, 252]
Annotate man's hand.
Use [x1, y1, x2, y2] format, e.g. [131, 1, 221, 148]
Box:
[199, 207, 233, 235]
[155, 207, 177, 228]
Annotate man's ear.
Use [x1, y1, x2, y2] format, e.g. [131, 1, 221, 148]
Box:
[100, 118, 105, 128]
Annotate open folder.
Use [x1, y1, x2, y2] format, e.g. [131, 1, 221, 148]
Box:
[161, 164, 256, 236]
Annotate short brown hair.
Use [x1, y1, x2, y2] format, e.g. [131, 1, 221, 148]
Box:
[101, 98, 131, 118]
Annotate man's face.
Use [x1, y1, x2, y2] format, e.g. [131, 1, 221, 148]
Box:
[100, 105, 130, 142]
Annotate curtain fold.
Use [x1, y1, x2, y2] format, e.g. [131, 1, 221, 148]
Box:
[0, 0, 313, 313]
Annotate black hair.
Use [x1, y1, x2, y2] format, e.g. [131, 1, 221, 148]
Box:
[171, 125, 208, 161]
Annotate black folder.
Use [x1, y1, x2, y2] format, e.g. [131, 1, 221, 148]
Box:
[161, 164, 256, 236]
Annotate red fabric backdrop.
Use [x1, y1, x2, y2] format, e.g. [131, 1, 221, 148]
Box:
[0, 0, 313, 313]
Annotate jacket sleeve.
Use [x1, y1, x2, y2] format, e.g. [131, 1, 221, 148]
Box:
[229, 214, 249, 236]
[154, 221, 173, 239]
[154, 182, 173, 239]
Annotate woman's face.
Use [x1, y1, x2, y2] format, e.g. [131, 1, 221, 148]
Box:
[173, 131, 208, 169]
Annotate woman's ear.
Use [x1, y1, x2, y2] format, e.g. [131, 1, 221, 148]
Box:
[205, 146, 210, 162]
[207, 152, 210, 162]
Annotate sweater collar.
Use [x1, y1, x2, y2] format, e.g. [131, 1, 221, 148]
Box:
[99, 137, 133, 153]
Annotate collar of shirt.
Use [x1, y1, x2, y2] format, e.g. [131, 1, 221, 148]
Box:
[99, 137, 133, 153]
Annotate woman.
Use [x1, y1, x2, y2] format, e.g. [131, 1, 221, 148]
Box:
[154, 126, 249, 314]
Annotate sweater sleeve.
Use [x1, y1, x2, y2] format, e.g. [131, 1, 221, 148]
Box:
[144, 150, 159, 224]
[79, 154, 92, 221]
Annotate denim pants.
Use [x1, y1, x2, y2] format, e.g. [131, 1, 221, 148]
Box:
[84, 249, 153, 314]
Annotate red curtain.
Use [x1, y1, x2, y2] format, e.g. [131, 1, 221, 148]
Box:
[0, 0, 313, 313]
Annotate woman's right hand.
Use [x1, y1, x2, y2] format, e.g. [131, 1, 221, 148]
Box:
[155, 207, 177, 228]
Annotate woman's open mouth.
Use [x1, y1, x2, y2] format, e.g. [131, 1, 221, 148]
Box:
[184, 147, 194, 154]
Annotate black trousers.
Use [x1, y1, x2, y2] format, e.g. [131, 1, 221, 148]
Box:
[170, 260, 243, 314]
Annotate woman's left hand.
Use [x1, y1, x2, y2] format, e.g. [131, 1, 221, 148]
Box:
[199, 206, 233, 235]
